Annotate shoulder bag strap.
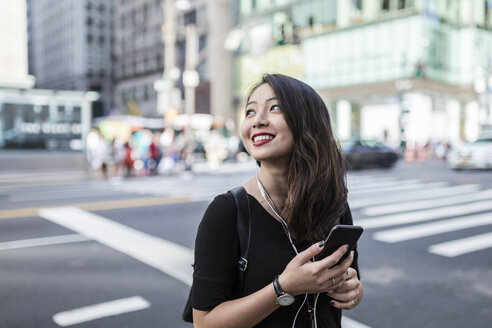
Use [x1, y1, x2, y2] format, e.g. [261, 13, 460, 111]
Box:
[229, 186, 252, 274]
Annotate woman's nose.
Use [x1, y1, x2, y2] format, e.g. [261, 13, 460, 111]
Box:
[252, 111, 269, 128]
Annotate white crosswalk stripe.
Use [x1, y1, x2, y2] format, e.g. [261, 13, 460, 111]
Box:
[349, 183, 480, 209]
[372, 213, 492, 243]
[349, 180, 448, 196]
[428, 232, 492, 257]
[362, 188, 492, 216]
[349, 173, 492, 258]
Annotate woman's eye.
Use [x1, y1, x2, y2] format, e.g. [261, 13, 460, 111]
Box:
[245, 109, 254, 117]
[270, 105, 280, 111]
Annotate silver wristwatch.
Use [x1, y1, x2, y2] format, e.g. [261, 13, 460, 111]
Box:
[273, 275, 295, 306]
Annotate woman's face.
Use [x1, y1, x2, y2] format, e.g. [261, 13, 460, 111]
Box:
[240, 83, 294, 167]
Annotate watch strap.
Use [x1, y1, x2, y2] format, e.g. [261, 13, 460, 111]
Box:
[273, 275, 284, 297]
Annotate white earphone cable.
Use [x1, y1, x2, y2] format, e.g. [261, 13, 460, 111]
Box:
[257, 176, 321, 328]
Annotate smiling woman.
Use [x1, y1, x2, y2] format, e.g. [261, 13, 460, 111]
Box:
[189, 74, 363, 328]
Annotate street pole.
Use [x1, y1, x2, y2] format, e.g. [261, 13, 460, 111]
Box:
[163, 0, 177, 85]
[156, 0, 181, 117]
[183, 23, 199, 170]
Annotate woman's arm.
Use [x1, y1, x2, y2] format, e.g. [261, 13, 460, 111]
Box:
[193, 242, 354, 328]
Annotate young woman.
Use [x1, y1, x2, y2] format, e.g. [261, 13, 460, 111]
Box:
[191, 74, 363, 327]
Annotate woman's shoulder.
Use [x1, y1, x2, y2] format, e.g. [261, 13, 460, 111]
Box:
[197, 190, 238, 231]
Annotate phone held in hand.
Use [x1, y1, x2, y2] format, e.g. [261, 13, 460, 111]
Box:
[315, 225, 363, 265]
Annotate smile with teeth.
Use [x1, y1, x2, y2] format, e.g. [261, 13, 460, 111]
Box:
[252, 134, 275, 146]
[253, 135, 274, 142]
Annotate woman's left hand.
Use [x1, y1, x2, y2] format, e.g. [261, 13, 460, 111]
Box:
[326, 267, 363, 310]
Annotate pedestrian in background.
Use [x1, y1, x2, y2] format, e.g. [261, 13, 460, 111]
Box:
[190, 74, 363, 327]
[122, 142, 134, 177]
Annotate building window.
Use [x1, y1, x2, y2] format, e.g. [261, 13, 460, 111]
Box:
[86, 17, 93, 26]
[382, 0, 390, 11]
[87, 33, 93, 43]
[184, 10, 196, 25]
[352, 0, 362, 10]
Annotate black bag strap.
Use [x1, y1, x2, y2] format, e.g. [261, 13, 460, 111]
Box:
[229, 186, 252, 274]
[182, 187, 251, 323]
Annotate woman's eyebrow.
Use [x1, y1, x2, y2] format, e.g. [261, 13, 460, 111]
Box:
[246, 97, 277, 107]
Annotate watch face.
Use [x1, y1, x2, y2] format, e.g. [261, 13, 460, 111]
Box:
[277, 294, 295, 306]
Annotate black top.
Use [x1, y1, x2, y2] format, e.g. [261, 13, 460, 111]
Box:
[192, 192, 359, 328]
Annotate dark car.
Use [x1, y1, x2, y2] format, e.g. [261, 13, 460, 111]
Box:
[342, 139, 399, 170]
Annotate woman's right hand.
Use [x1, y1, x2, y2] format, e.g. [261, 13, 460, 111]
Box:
[278, 243, 354, 296]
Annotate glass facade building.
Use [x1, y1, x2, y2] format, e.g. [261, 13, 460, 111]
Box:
[232, 0, 492, 146]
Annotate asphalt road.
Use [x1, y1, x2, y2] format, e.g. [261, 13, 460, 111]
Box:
[1, 160, 491, 328]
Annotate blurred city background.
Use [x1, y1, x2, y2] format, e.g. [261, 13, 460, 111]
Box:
[1, 0, 492, 327]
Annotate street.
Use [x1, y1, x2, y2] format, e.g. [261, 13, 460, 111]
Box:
[1, 160, 491, 328]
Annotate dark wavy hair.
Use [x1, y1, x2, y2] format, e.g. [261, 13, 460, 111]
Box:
[247, 73, 348, 244]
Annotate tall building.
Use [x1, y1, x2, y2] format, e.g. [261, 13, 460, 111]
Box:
[0, 0, 35, 89]
[28, 0, 114, 117]
[112, 0, 211, 118]
[232, 0, 492, 146]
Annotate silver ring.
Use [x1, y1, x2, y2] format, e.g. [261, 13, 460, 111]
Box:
[332, 278, 336, 286]
[351, 300, 355, 307]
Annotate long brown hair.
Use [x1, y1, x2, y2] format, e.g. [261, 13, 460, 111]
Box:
[248, 74, 348, 244]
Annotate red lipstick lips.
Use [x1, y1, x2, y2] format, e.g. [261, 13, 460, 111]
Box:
[252, 133, 275, 146]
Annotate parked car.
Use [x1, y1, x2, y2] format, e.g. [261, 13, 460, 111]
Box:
[447, 137, 492, 170]
[342, 139, 399, 170]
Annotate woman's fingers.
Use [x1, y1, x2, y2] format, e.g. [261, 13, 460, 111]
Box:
[318, 245, 352, 269]
[293, 240, 326, 265]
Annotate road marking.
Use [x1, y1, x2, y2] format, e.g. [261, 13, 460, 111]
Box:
[52, 296, 150, 326]
[348, 179, 420, 191]
[38, 207, 193, 286]
[0, 234, 90, 251]
[349, 184, 479, 209]
[373, 213, 492, 243]
[342, 315, 372, 328]
[356, 199, 492, 229]
[0, 195, 191, 220]
[428, 232, 492, 257]
[349, 181, 447, 197]
[363, 188, 492, 216]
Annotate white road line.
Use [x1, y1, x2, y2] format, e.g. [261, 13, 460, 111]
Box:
[52, 296, 150, 326]
[0, 234, 91, 251]
[356, 199, 492, 229]
[349, 181, 447, 196]
[363, 188, 492, 216]
[428, 232, 492, 257]
[373, 213, 492, 243]
[348, 179, 421, 191]
[38, 207, 193, 286]
[349, 184, 480, 209]
[347, 176, 397, 187]
[342, 315, 372, 328]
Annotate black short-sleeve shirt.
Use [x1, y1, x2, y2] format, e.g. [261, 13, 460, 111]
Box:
[192, 192, 359, 328]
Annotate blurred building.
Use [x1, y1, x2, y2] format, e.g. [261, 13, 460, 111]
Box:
[28, 0, 114, 118]
[0, 0, 96, 151]
[231, 0, 492, 146]
[0, 0, 35, 89]
[112, 0, 211, 118]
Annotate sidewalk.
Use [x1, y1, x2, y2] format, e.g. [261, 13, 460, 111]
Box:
[0, 149, 257, 187]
